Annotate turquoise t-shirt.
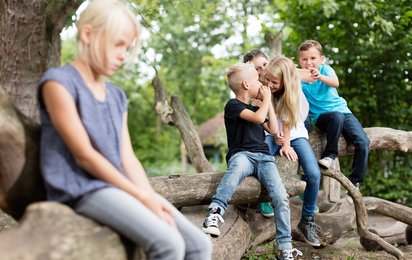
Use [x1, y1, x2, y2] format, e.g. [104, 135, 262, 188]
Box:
[301, 64, 351, 123]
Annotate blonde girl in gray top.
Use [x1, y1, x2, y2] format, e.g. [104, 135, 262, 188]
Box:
[38, 1, 211, 259]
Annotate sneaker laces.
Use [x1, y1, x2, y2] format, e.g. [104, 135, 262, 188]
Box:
[282, 248, 303, 259]
[205, 212, 224, 227]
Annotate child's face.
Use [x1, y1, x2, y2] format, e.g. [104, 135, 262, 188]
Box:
[264, 71, 282, 93]
[102, 21, 137, 76]
[251, 56, 268, 77]
[247, 68, 263, 98]
[299, 47, 324, 70]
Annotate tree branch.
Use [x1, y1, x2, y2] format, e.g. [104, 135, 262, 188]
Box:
[321, 166, 404, 259]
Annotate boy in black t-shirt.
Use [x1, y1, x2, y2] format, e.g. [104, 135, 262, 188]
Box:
[202, 63, 302, 259]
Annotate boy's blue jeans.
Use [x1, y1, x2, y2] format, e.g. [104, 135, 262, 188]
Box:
[315, 112, 370, 184]
[265, 136, 321, 217]
[209, 151, 292, 251]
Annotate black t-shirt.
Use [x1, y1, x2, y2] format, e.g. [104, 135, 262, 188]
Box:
[224, 99, 269, 162]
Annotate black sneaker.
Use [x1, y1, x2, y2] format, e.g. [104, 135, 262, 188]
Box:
[276, 248, 303, 260]
[202, 207, 224, 237]
[298, 216, 321, 247]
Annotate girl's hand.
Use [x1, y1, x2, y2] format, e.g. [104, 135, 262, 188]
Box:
[298, 69, 314, 83]
[142, 194, 176, 228]
[279, 144, 298, 162]
[275, 132, 285, 145]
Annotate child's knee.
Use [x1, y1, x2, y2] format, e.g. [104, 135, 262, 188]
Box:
[194, 233, 213, 258]
[306, 170, 321, 185]
[269, 188, 289, 206]
[358, 136, 370, 149]
[331, 112, 345, 124]
[148, 232, 185, 260]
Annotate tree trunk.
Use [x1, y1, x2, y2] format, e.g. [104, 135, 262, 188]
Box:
[152, 74, 214, 173]
[0, 92, 45, 219]
[0, 0, 81, 120]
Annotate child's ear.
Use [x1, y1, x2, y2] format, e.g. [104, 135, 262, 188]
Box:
[241, 80, 249, 89]
[79, 25, 93, 44]
[320, 55, 325, 63]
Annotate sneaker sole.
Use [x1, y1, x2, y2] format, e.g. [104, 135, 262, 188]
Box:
[318, 161, 331, 169]
[202, 227, 220, 237]
[302, 236, 321, 247]
[298, 227, 321, 247]
[261, 213, 274, 218]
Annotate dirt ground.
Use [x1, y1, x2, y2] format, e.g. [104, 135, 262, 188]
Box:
[294, 232, 412, 260]
[250, 230, 412, 260]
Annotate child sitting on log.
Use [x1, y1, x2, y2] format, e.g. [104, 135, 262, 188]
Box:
[37, 1, 212, 259]
[201, 63, 302, 260]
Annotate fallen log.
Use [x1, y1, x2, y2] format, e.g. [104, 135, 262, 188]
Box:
[364, 197, 412, 227]
[150, 156, 304, 207]
[321, 166, 404, 259]
[359, 198, 412, 252]
[0, 93, 45, 219]
[0, 209, 18, 232]
[2, 92, 412, 259]
[360, 215, 409, 251]
[0, 202, 128, 260]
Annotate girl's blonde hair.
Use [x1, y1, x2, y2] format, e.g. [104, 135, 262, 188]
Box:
[266, 57, 300, 128]
[76, 0, 140, 71]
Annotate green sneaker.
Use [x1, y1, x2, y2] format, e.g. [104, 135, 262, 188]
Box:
[258, 202, 274, 217]
[299, 194, 319, 213]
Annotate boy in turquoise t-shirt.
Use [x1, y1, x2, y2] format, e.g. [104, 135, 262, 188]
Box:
[297, 40, 370, 187]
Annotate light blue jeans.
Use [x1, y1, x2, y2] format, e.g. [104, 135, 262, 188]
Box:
[265, 136, 321, 217]
[209, 151, 292, 251]
[74, 187, 212, 260]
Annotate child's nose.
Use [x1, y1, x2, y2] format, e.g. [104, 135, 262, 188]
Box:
[118, 49, 127, 61]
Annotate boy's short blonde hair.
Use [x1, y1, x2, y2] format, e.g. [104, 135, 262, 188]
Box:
[76, 0, 140, 70]
[298, 40, 323, 55]
[227, 63, 255, 93]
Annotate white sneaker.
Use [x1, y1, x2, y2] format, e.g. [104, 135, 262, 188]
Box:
[318, 157, 333, 169]
[202, 207, 224, 237]
[276, 248, 303, 260]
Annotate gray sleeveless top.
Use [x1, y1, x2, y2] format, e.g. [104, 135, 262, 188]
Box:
[38, 64, 128, 206]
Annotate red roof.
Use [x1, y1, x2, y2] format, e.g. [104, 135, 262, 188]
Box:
[197, 112, 225, 145]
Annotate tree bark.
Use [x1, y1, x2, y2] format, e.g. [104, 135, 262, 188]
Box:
[150, 164, 304, 208]
[0, 202, 128, 260]
[308, 127, 412, 157]
[0, 92, 45, 219]
[321, 166, 405, 259]
[0, 0, 81, 119]
[152, 74, 214, 173]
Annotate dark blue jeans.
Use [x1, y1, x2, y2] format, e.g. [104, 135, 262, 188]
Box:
[265, 136, 320, 217]
[315, 112, 370, 184]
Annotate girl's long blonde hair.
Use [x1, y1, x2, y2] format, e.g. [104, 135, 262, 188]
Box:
[266, 56, 300, 128]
